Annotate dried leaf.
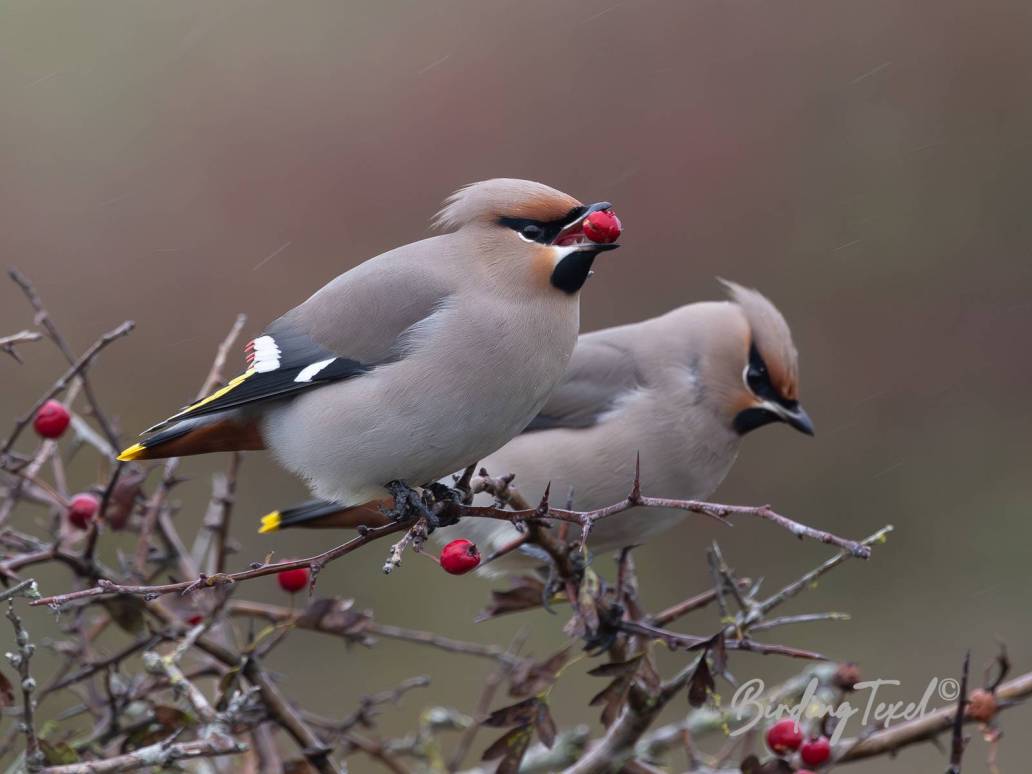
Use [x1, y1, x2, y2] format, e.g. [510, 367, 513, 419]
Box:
[688, 655, 715, 708]
[482, 726, 532, 774]
[0, 668, 13, 707]
[101, 595, 146, 634]
[589, 676, 631, 727]
[484, 697, 540, 728]
[297, 597, 374, 645]
[476, 576, 547, 621]
[638, 652, 663, 693]
[509, 647, 571, 698]
[535, 702, 557, 748]
[562, 570, 606, 643]
[152, 705, 192, 730]
[587, 653, 643, 678]
[104, 464, 147, 530]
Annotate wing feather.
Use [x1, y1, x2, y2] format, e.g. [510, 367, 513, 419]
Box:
[522, 335, 645, 433]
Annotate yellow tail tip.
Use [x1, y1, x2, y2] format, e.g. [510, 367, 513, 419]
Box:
[259, 512, 281, 534]
[117, 443, 146, 462]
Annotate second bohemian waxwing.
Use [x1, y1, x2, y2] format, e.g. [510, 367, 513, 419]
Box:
[260, 281, 813, 574]
[118, 179, 621, 520]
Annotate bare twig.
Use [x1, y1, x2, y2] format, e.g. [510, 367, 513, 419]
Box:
[1, 320, 134, 457]
[34, 519, 409, 607]
[838, 668, 1032, 764]
[5, 598, 43, 771]
[228, 599, 521, 665]
[38, 735, 247, 773]
[619, 621, 828, 661]
[0, 330, 42, 363]
[651, 580, 751, 627]
[9, 268, 126, 449]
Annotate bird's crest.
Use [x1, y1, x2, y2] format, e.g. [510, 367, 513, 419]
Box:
[432, 178, 581, 231]
[720, 279, 800, 401]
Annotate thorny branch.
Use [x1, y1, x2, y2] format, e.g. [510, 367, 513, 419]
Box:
[32, 467, 870, 607]
[2, 270, 1028, 773]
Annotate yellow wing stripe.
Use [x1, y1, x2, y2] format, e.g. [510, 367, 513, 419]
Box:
[259, 512, 281, 534]
[169, 369, 256, 421]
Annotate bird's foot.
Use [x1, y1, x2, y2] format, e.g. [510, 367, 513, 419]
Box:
[384, 480, 440, 531]
[422, 482, 464, 528]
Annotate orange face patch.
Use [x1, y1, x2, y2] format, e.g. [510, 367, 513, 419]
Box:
[530, 244, 559, 290]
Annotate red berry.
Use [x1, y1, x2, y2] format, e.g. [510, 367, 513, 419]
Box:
[439, 539, 480, 575]
[67, 493, 99, 530]
[33, 400, 71, 439]
[765, 718, 804, 755]
[582, 209, 622, 244]
[186, 614, 204, 626]
[799, 736, 832, 767]
[277, 566, 310, 593]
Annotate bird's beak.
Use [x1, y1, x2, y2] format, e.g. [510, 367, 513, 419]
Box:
[734, 400, 815, 437]
[776, 403, 815, 436]
[553, 201, 619, 250]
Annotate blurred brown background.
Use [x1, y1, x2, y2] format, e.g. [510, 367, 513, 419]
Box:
[3, 0, 1032, 770]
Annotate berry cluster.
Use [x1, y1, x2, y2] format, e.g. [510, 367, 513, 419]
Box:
[765, 719, 832, 770]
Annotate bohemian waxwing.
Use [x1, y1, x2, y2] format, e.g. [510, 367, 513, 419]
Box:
[118, 179, 621, 518]
[258, 281, 812, 575]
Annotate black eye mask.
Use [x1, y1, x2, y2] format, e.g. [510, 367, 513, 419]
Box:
[498, 206, 587, 245]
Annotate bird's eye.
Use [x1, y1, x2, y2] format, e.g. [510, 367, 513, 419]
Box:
[746, 365, 767, 393]
[744, 344, 774, 396]
[520, 224, 543, 241]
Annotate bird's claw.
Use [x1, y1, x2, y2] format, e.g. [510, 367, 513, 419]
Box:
[384, 480, 440, 531]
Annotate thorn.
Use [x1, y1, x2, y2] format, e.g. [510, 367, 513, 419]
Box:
[629, 451, 642, 503]
[536, 483, 551, 517]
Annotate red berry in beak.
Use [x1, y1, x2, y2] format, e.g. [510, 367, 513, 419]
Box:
[33, 400, 71, 439]
[799, 736, 832, 767]
[67, 493, 99, 530]
[582, 209, 621, 244]
[765, 718, 804, 755]
[439, 539, 480, 575]
[277, 566, 310, 593]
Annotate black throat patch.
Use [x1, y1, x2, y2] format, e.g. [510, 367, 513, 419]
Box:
[550, 250, 599, 294]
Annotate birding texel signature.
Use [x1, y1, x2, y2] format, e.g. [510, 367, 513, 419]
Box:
[729, 676, 961, 743]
